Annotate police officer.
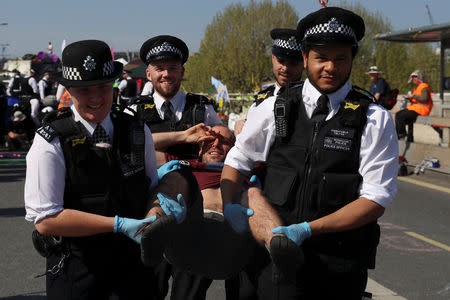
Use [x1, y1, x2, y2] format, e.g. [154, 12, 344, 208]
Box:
[257, 28, 303, 105]
[235, 28, 304, 135]
[136, 35, 222, 159]
[16, 69, 41, 127]
[6, 69, 22, 98]
[221, 7, 398, 299]
[24, 40, 184, 300]
[118, 69, 139, 105]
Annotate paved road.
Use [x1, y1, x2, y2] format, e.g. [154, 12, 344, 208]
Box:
[0, 156, 449, 299]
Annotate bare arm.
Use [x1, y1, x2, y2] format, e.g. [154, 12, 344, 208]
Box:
[35, 209, 114, 236]
[241, 186, 283, 247]
[308, 197, 385, 236]
[152, 123, 213, 151]
[220, 164, 247, 208]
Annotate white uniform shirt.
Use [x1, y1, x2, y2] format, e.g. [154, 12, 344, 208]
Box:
[56, 84, 66, 102]
[38, 78, 49, 99]
[24, 105, 159, 223]
[225, 79, 398, 208]
[141, 81, 154, 96]
[152, 90, 222, 126]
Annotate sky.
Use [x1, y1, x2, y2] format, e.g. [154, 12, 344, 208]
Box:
[1, 0, 450, 58]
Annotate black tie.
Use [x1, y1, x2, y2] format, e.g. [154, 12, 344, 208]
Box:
[311, 95, 329, 121]
[162, 101, 176, 123]
[92, 124, 110, 144]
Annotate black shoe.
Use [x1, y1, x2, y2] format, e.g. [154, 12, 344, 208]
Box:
[269, 236, 305, 284]
[140, 215, 176, 267]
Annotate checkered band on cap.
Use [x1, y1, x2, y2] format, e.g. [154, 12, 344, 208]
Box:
[103, 60, 114, 76]
[146, 42, 183, 62]
[304, 17, 356, 41]
[63, 66, 82, 81]
[273, 37, 301, 52]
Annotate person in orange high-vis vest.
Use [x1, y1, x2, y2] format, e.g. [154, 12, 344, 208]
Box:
[395, 70, 433, 142]
[57, 89, 72, 109]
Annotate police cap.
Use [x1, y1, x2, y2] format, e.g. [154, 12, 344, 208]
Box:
[140, 35, 189, 65]
[56, 40, 123, 88]
[270, 28, 302, 61]
[297, 7, 365, 47]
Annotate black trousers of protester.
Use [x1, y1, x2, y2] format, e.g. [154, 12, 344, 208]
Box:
[46, 236, 159, 300]
[245, 245, 368, 300]
[154, 168, 256, 300]
[395, 109, 419, 142]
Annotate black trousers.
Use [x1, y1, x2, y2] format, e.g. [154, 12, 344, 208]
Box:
[46, 237, 158, 300]
[246, 246, 368, 300]
[395, 109, 419, 141]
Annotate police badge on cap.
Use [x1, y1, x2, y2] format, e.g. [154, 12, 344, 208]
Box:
[140, 35, 189, 65]
[270, 28, 302, 61]
[297, 7, 365, 46]
[56, 40, 123, 87]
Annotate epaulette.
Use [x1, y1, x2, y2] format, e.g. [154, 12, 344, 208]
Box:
[186, 93, 212, 105]
[36, 123, 58, 142]
[131, 95, 154, 105]
[254, 84, 276, 106]
[340, 88, 372, 128]
[37, 107, 73, 142]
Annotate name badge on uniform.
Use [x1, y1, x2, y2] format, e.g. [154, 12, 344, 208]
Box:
[323, 128, 354, 152]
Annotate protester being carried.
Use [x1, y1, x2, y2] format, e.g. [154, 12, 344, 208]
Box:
[142, 124, 257, 300]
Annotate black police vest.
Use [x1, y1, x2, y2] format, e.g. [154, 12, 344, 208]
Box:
[20, 77, 35, 96]
[42, 79, 53, 97]
[37, 107, 150, 219]
[134, 93, 207, 159]
[121, 78, 138, 98]
[10, 76, 22, 97]
[264, 84, 379, 261]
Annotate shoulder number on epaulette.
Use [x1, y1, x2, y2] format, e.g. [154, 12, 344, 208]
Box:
[36, 124, 57, 142]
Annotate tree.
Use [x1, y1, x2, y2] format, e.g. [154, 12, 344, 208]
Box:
[183, 0, 299, 93]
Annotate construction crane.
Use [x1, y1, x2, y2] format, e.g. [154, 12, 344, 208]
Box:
[425, 4, 434, 25]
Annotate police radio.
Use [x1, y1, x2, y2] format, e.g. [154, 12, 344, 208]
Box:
[275, 102, 288, 138]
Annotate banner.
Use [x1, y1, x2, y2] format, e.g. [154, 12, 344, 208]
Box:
[61, 40, 67, 53]
[211, 76, 230, 103]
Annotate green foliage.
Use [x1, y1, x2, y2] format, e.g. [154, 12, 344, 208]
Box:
[183, 0, 299, 93]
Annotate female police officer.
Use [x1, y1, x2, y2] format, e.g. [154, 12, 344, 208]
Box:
[24, 40, 183, 299]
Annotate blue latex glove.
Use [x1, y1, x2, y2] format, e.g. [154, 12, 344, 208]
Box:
[224, 203, 254, 233]
[114, 215, 157, 244]
[157, 192, 187, 224]
[249, 175, 262, 189]
[157, 160, 181, 180]
[271, 222, 312, 246]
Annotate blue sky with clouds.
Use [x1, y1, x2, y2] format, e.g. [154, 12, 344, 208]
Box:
[1, 0, 449, 58]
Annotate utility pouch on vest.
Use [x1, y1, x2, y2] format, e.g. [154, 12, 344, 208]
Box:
[32, 230, 63, 258]
[318, 172, 361, 216]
